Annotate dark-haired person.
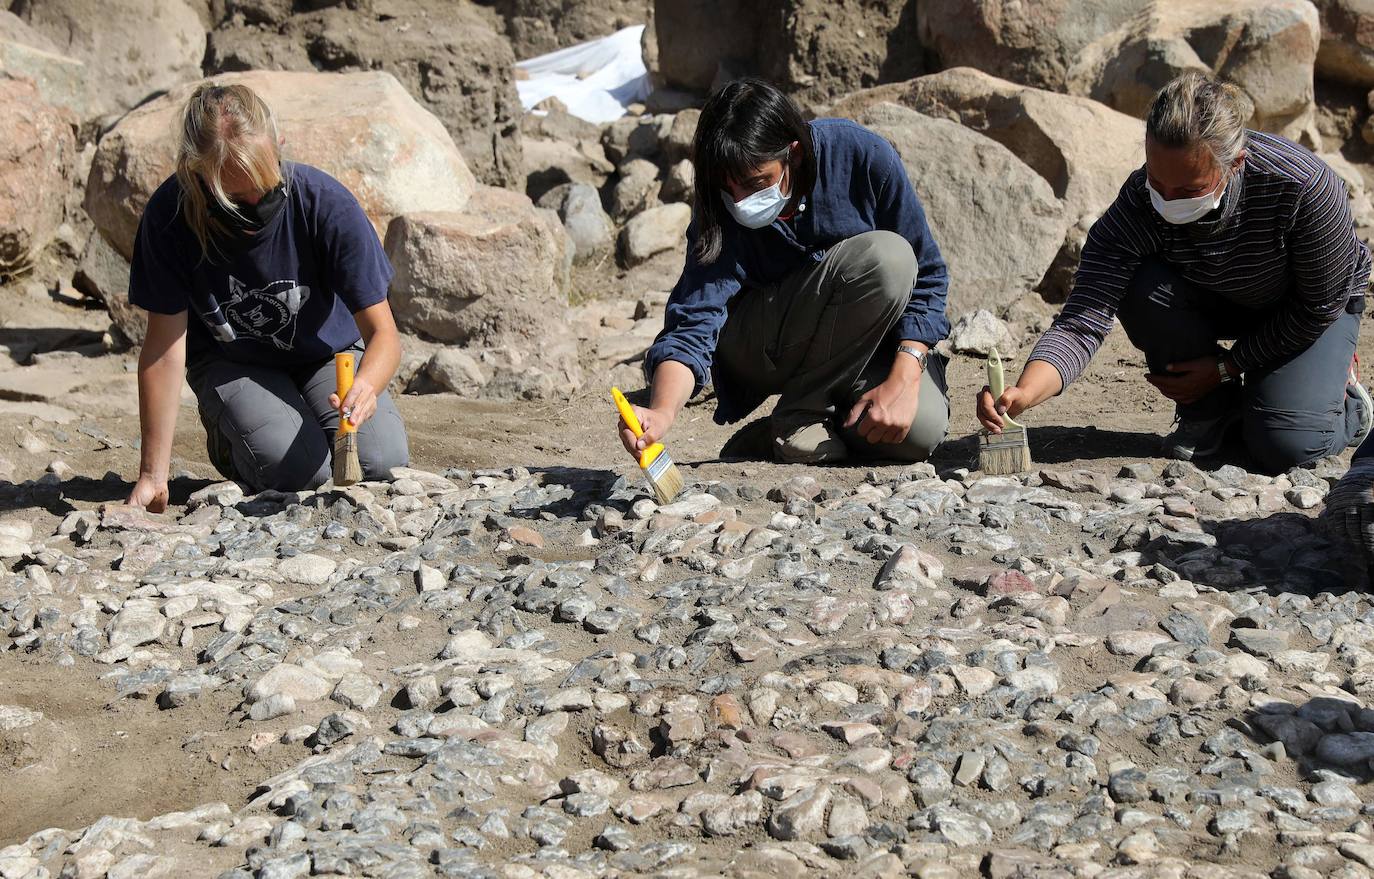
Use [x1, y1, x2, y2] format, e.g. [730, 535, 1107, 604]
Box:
[977, 71, 1372, 474]
[618, 78, 952, 465]
[126, 83, 409, 511]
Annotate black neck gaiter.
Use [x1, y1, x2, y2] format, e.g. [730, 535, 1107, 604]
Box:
[205, 182, 287, 238]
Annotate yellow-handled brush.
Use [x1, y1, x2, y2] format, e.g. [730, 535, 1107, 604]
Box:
[612, 387, 683, 504]
[333, 352, 362, 487]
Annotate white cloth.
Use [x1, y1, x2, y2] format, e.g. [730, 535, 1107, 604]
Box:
[515, 25, 651, 125]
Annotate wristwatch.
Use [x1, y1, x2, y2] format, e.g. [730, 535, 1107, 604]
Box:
[897, 345, 928, 370]
[1217, 355, 1235, 383]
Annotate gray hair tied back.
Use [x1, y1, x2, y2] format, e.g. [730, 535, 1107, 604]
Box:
[1145, 71, 1249, 170]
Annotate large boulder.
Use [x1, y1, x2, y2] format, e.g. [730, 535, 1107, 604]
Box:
[85, 70, 479, 262]
[1311, 0, 1374, 87]
[385, 188, 581, 400]
[832, 68, 1145, 227]
[490, 0, 652, 59]
[10, 0, 205, 119]
[0, 78, 77, 279]
[653, 0, 922, 102]
[206, 0, 523, 188]
[72, 230, 143, 346]
[0, 10, 88, 119]
[537, 182, 615, 265]
[619, 202, 690, 268]
[848, 103, 1066, 316]
[916, 0, 1146, 92]
[1069, 0, 1322, 143]
[384, 187, 572, 349]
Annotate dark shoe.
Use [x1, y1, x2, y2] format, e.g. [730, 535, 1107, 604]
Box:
[719, 417, 775, 460]
[773, 420, 850, 464]
[1161, 410, 1241, 461]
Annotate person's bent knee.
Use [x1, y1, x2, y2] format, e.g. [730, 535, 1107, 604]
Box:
[357, 409, 410, 481]
[359, 438, 409, 481]
[843, 230, 917, 306]
[249, 442, 331, 492]
[1242, 414, 1333, 475]
[849, 402, 948, 463]
[896, 405, 949, 463]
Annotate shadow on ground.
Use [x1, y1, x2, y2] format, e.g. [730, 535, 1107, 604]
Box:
[0, 475, 214, 516]
[705, 419, 1167, 473]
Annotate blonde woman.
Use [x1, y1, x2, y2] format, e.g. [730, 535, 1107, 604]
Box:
[126, 83, 408, 510]
[977, 71, 1372, 474]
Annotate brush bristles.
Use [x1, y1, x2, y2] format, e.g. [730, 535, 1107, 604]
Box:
[334, 432, 363, 487]
[644, 451, 683, 504]
[979, 428, 1033, 476]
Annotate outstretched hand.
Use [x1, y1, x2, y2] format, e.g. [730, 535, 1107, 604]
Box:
[127, 474, 169, 513]
[976, 385, 1030, 434]
[330, 376, 378, 429]
[844, 377, 919, 445]
[619, 405, 674, 459]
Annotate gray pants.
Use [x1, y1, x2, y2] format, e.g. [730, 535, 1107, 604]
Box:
[715, 230, 950, 462]
[1118, 257, 1363, 474]
[188, 341, 410, 492]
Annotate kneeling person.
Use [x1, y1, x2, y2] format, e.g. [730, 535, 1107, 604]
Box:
[978, 72, 1372, 474]
[621, 78, 952, 466]
[126, 83, 409, 510]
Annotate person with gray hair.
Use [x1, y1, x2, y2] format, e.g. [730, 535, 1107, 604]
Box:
[977, 70, 1373, 473]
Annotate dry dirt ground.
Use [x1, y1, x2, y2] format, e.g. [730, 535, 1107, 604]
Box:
[0, 278, 1370, 848]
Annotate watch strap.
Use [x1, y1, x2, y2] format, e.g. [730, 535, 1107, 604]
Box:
[1217, 356, 1234, 383]
[897, 345, 928, 369]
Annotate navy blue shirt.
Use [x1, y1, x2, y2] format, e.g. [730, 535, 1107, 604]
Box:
[130, 163, 393, 366]
[644, 118, 950, 424]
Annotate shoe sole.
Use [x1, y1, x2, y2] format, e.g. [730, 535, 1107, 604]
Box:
[773, 445, 850, 465]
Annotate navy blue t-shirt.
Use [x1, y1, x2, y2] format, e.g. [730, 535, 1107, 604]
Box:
[129, 163, 394, 366]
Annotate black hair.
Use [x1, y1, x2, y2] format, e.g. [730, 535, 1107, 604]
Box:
[690, 77, 816, 264]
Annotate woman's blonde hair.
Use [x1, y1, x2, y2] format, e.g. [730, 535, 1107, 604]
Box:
[175, 83, 284, 257]
[1145, 71, 1249, 170]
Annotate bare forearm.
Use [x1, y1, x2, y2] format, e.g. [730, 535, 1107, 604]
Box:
[357, 328, 401, 392]
[649, 360, 695, 418]
[886, 339, 928, 385]
[1016, 359, 1064, 408]
[137, 352, 184, 480]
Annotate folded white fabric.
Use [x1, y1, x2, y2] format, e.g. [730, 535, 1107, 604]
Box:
[515, 25, 651, 125]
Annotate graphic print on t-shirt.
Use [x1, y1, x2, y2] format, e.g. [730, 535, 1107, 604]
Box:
[223, 275, 312, 351]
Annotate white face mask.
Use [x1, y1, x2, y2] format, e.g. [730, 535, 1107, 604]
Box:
[1147, 176, 1226, 225]
[722, 163, 791, 229]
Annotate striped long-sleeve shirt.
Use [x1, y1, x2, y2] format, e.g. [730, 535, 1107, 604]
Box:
[1030, 131, 1371, 386]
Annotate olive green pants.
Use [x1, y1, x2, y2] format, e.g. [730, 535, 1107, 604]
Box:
[715, 230, 950, 462]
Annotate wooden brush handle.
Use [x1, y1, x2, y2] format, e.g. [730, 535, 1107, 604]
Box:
[335, 352, 356, 435]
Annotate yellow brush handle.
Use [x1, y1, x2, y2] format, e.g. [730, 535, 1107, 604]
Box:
[611, 387, 664, 469]
[335, 352, 356, 435]
[611, 387, 642, 437]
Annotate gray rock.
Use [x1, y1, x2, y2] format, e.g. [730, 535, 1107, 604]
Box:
[538, 182, 613, 264]
[948, 308, 1016, 356]
[619, 203, 691, 268]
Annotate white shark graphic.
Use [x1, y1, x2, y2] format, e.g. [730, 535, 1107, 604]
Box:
[224, 275, 312, 351]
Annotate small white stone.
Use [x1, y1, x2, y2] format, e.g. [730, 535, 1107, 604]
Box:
[277, 553, 337, 586]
